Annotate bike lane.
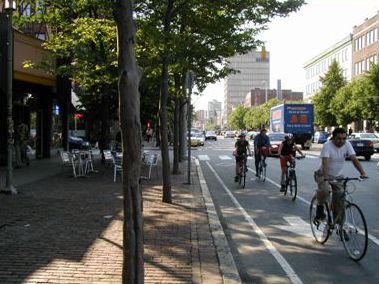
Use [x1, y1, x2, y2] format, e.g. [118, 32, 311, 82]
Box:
[196, 152, 379, 284]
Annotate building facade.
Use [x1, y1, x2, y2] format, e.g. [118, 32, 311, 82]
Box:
[245, 89, 303, 107]
[352, 12, 379, 78]
[303, 35, 352, 101]
[207, 99, 222, 126]
[224, 48, 270, 122]
[0, 3, 71, 165]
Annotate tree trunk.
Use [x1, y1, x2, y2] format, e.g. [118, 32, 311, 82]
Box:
[179, 96, 187, 162]
[100, 90, 110, 150]
[114, 1, 144, 283]
[172, 74, 180, 174]
[159, 54, 172, 203]
[159, 0, 174, 203]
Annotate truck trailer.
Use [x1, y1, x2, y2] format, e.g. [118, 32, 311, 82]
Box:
[270, 103, 314, 149]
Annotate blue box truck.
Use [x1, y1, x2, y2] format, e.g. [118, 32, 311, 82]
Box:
[270, 103, 314, 149]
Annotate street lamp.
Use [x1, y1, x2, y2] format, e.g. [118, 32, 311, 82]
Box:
[1, 0, 17, 194]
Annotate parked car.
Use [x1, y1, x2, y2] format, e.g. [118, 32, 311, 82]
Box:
[205, 131, 217, 141]
[190, 132, 205, 146]
[224, 131, 235, 138]
[349, 132, 379, 152]
[267, 133, 286, 156]
[347, 137, 374, 161]
[313, 131, 329, 144]
[69, 136, 91, 150]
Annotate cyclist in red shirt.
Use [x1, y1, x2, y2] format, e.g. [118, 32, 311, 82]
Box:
[278, 134, 304, 192]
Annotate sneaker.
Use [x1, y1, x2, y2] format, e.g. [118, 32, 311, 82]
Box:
[316, 205, 326, 220]
[234, 176, 239, 182]
[255, 173, 259, 177]
[280, 185, 285, 192]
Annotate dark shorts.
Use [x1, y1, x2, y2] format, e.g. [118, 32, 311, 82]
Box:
[235, 153, 247, 163]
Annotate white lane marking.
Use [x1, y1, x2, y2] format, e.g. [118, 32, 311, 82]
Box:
[274, 217, 313, 238]
[195, 159, 242, 283]
[306, 155, 319, 159]
[219, 155, 232, 160]
[198, 155, 210, 161]
[246, 168, 379, 246]
[206, 161, 304, 284]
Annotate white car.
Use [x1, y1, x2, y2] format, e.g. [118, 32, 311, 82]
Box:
[205, 131, 217, 141]
[349, 132, 379, 152]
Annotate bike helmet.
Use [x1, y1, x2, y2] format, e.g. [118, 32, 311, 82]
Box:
[238, 132, 246, 138]
[284, 134, 293, 140]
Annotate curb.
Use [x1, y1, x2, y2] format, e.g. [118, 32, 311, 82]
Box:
[194, 158, 242, 284]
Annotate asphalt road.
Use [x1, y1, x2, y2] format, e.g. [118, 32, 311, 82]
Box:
[194, 136, 379, 284]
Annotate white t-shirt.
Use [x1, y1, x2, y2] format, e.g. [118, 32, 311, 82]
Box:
[319, 140, 356, 177]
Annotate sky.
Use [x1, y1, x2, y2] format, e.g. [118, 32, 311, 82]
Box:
[193, 0, 379, 111]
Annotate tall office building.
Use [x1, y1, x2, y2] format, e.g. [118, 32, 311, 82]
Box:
[207, 99, 222, 126]
[224, 48, 270, 123]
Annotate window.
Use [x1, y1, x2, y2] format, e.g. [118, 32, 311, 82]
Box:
[21, 3, 31, 16]
[36, 33, 46, 40]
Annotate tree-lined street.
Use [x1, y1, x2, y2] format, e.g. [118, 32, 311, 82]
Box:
[195, 137, 379, 283]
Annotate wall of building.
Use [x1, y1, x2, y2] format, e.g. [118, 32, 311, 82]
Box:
[352, 12, 379, 78]
[224, 49, 270, 121]
[304, 35, 352, 101]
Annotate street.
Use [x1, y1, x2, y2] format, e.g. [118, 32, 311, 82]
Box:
[195, 136, 379, 284]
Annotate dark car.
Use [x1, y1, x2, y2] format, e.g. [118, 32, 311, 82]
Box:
[347, 138, 374, 161]
[267, 133, 286, 156]
[205, 131, 217, 141]
[69, 136, 91, 150]
[313, 131, 329, 144]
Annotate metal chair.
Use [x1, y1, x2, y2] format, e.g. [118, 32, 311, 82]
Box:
[60, 151, 78, 177]
[113, 155, 122, 182]
[143, 153, 159, 179]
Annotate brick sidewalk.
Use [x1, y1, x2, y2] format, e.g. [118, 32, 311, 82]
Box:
[0, 160, 224, 283]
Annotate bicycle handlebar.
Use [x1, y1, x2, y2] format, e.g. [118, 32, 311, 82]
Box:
[324, 176, 368, 182]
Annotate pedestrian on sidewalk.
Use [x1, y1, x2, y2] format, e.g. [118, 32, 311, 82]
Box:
[146, 127, 153, 142]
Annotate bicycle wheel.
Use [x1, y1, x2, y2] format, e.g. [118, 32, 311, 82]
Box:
[242, 163, 246, 188]
[342, 203, 368, 261]
[283, 169, 289, 196]
[257, 161, 262, 179]
[290, 172, 297, 201]
[309, 196, 331, 244]
[261, 159, 266, 182]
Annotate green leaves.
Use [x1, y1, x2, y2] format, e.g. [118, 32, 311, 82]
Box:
[312, 60, 346, 127]
[331, 64, 379, 126]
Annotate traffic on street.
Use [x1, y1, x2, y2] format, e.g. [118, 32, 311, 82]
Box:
[194, 136, 379, 284]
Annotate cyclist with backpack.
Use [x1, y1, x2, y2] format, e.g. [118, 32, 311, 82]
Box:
[234, 133, 251, 182]
[253, 128, 271, 177]
[278, 134, 304, 192]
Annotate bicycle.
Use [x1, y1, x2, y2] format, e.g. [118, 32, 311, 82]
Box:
[309, 177, 368, 261]
[256, 147, 269, 182]
[236, 153, 248, 188]
[283, 155, 305, 201]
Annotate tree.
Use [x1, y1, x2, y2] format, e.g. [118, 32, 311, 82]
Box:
[16, 0, 118, 150]
[228, 105, 249, 130]
[365, 63, 379, 122]
[136, 0, 305, 203]
[114, 0, 144, 283]
[312, 60, 347, 127]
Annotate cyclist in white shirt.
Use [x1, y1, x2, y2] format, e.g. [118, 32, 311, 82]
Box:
[314, 128, 367, 225]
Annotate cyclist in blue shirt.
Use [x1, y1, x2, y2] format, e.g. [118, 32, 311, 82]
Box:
[254, 128, 271, 177]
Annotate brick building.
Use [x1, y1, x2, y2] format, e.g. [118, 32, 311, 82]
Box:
[245, 88, 303, 107]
